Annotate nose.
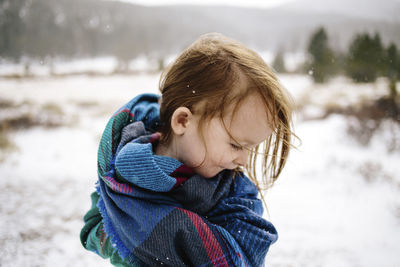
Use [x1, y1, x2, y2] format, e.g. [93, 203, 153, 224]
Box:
[234, 149, 250, 167]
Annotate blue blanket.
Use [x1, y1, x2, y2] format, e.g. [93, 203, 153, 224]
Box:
[80, 93, 278, 266]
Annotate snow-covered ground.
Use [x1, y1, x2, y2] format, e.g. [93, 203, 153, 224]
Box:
[0, 52, 304, 77]
[0, 73, 399, 267]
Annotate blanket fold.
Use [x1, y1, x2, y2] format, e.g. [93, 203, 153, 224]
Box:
[80, 93, 278, 267]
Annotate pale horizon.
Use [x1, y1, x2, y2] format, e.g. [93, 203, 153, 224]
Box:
[111, 0, 296, 9]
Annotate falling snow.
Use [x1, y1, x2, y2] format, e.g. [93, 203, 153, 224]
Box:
[0, 73, 399, 267]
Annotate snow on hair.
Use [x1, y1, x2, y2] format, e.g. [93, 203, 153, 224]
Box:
[158, 32, 295, 190]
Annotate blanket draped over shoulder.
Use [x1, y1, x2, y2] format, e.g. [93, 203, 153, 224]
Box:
[80, 93, 278, 267]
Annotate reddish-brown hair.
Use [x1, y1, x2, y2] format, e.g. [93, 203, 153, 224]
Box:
[158, 33, 294, 190]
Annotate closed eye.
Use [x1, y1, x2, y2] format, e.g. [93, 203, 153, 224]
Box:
[230, 143, 243, 151]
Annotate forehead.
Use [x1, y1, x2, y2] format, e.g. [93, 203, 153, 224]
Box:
[225, 93, 272, 146]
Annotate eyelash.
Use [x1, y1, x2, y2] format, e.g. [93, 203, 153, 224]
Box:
[231, 143, 243, 151]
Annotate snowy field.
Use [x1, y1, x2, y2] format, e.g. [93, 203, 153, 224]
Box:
[0, 73, 399, 267]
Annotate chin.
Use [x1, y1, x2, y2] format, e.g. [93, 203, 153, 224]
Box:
[198, 169, 224, 179]
[202, 174, 217, 179]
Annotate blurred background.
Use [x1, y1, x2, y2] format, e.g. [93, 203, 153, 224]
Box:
[0, 0, 399, 266]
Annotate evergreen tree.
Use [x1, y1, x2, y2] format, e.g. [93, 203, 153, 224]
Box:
[387, 43, 398, 78]
[386, 43, 400, 81]
[386, 43, 398, 104]
[307, 27, 334, 83]
[346, 32, 385, 82]
[398, 50, 400, 80]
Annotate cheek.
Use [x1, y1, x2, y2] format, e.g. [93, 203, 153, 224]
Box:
[209, 147, 233, 165]
[186, 145, 205, 167]
[186, 132, 207, 166]
[222, 151, 234, 164]
[203, 138, 233, 166]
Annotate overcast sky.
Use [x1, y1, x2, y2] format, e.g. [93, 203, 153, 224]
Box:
[114, 0, 296, 8]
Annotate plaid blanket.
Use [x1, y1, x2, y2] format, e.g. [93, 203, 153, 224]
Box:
[80, 93, 278, 267]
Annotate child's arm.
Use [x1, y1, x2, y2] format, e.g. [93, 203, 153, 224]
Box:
[205, 173, 278, 267]
[160, 171, 276, 267]
[172, 171, 277, 267]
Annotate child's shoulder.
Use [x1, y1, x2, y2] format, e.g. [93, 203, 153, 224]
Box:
[115, 93, 161, 132]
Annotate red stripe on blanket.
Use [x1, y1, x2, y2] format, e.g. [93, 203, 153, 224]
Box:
[103, 176, 134, 194]
[170, 165, 195, 189]
[178, 208, 228, 267]
[237, 252, 249, 267]
[149, 132, 161, 143]
[113, 108, 134, 118]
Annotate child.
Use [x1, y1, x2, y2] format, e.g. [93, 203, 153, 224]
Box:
[80, 33, 294, 267]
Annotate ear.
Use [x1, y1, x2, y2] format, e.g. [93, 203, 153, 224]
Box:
[170, 107, 193, 136]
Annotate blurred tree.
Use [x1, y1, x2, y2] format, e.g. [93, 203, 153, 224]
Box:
[398, 49, 400, 81]
[307, 27, 335, 83]
[272, 50, 287, 73]
[23, 0, 58, 60]
[158, 57, 165, 72]
[113, 22, 139, 72]
[386, 43, 398, 114]
[0, 0, 26, 60]
[346, 32, 385, 83]
[387, 44, 398, 77]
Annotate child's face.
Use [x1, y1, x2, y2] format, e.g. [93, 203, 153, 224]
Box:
[177, 93, 272, 178]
